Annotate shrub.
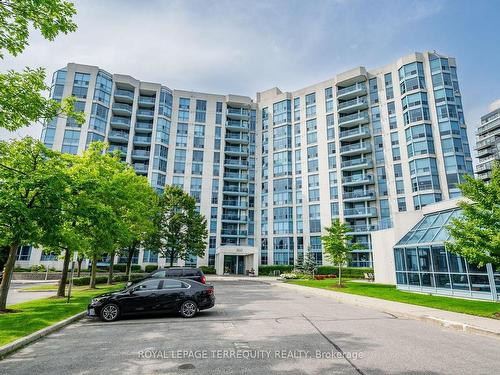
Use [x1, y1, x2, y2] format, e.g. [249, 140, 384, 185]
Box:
[30, 265, 46, 272]
[71, 276, 108, 286]
[315, 266, 373, 279]
[13, 267, 30, 272]
[145, 265, 159, 273]
[280, 273, 298, 279]
[199, 266, 216, 275]
[113, 274, 147, 282]
[258, 265, 293, 276]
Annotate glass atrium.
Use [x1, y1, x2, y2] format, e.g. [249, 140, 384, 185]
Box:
[393, 208, 499, 301]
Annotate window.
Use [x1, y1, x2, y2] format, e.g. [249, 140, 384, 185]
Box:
[135, 280, 160, 290]
[62, 129, 81, 154]
[72, 72, 90, 98]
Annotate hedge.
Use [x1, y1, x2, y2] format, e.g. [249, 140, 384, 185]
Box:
[258, 265, 373, 278]
[258, 265, 294, 276]
[315, 266, 373, 278]
[144, 265, 159, 273]
[112, 264, 142, 273]
[199, 266, 216, 274]
[70, 273, 148, 286]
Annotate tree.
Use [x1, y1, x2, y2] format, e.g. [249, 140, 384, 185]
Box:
[302, 249, 317, 276]
[147, 186, 208, 267]
[445, 163, 500, 267]
[0, 0, 77, 58]
[294, 255, 304, 274]
[0, 138, 69, 310]
[67, 143, 158, 288]
[0, 0, 81, 131]
[321, 219, 360, 285]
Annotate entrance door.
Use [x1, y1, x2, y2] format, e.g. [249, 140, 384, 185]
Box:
[224, 255, 236, 274]
[237, 255, 245, 275]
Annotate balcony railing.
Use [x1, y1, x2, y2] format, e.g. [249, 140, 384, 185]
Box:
[224, 172, 248, 179]
[339, 127, 370, 139]
[108, 131, 129, 140]
[138, 96, 155, 104]
[339, 111, 369, 124]
[137, 109, 154, 117]
[343, 190, 376, 199]
[337, 82, 366, 96]
[132, 150, 150, 157]
[338, 97, 368, 110]
[227, 108, 250, 116]
[112, 103, 133, 112]
[224, 146, 249, 153]
[347, 224, 378, 232]
[110, 116, 131, 126]
[341, 157, 373, 168]
[344, 207, 377, 216]
[222, 200, 247, 207]
[221, 214, 247, 221]
[133, 136, 152, 144]
[224, 159, 249, 167]
[223, 186, 249, 193]
[114, 89, 134, 99]
[225, 133, 250, 142]
[133, 164, 149, 171]
[342, 174, 374, 184]
[220, 229, 248, 236]
[135, 122, 153, 130]
[340, 142, 371, 154]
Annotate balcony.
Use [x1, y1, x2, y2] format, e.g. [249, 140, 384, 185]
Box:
[226, 120, 249, 132]
[344, 207, 377, 218]
[112, 103, 133, 116]
[224, 159, 249, 169]
[475, 136, 497, 150]
[133, 136, 152, 146]
[138, 96, 156, 107]
[477, 146, 495, 158]
[108, 145, 127, 156]
[135, 122, 153, 133]
[133, 163, 149, 174]
[220, 229, 248, 237]
[223, 172, 248, 181]
[110, 116, 131, 130]
[108, 131, 129, 143]
[221, 214, 247, 222]
[225, 133, 250, 144]
[226, 108, 250, 119]
[343, 189, 376, 202]
[222, 200, 248, 209]
[339, 127, 371, 141]
[339, 142, 372, 156]
[131, 149, 150, 160]
[338, 111, 370, 127]
[136, 109, 154, 120]
[114, 89, 135, 103]
[338, 97, 369, 114]
[346, 224, 378, 234]
[224, 145, 249, 156]
[223, 185, 249, 195]
[342, 174, 374, 186]
[341, 157, 373, 171]
[337, 82, 367, 100]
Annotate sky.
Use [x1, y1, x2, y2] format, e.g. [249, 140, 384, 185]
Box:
[1, 0, 499, 148]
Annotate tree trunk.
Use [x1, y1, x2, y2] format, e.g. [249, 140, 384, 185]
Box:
[0, 242, 20, 311]
[169, 252, 174, 267]
[57, 248, 71, 298]
[77, 256, 83, 277]
[107, 251, 115, 285]
[338, 264, 342, 285]
[90, 254, 97, 288]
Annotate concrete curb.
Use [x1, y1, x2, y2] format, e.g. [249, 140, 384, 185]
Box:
[0, 311, 86, 359]
[275, 282, 500, 340]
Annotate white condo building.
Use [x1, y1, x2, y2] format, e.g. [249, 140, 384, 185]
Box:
[15, 51, 474, 274]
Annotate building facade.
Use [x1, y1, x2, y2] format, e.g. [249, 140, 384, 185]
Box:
[20, 51, 473, 272]
[476, 99, 500, 181]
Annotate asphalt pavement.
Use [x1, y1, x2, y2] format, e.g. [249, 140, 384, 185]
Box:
[0, 279, 499, 374]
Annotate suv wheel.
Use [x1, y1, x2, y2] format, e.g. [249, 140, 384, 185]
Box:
[180, 300, 198, 318]
[100, 303, 120, 322]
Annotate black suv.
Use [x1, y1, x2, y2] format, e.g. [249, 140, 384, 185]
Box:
[126, 267, 206, 288]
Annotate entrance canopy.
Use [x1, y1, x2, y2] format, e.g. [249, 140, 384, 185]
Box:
[215, 245, 259, 276]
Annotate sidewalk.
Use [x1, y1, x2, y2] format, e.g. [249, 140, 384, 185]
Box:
[277, 282, 500, 339]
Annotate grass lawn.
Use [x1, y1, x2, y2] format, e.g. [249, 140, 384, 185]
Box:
[287, 279, 500, 319]
[0, 284, 125, 347]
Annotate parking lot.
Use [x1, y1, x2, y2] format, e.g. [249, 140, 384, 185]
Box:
[1, 279, 499, 374]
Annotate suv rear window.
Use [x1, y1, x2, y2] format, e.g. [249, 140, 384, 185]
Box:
[166, 269, 183, 277]
[183, 269, 200, 277]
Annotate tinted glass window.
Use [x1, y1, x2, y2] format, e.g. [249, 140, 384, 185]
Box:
[167, 269, 183, 277]
[136, 280, 160, 290]
[162, 280, 186, 289]
[151, 271, 166, 278]
[183, 269, 199, 277]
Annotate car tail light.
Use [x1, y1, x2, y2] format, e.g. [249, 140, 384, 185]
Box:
[201, 275, 206, 284]
[206, 287, 214, 295]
